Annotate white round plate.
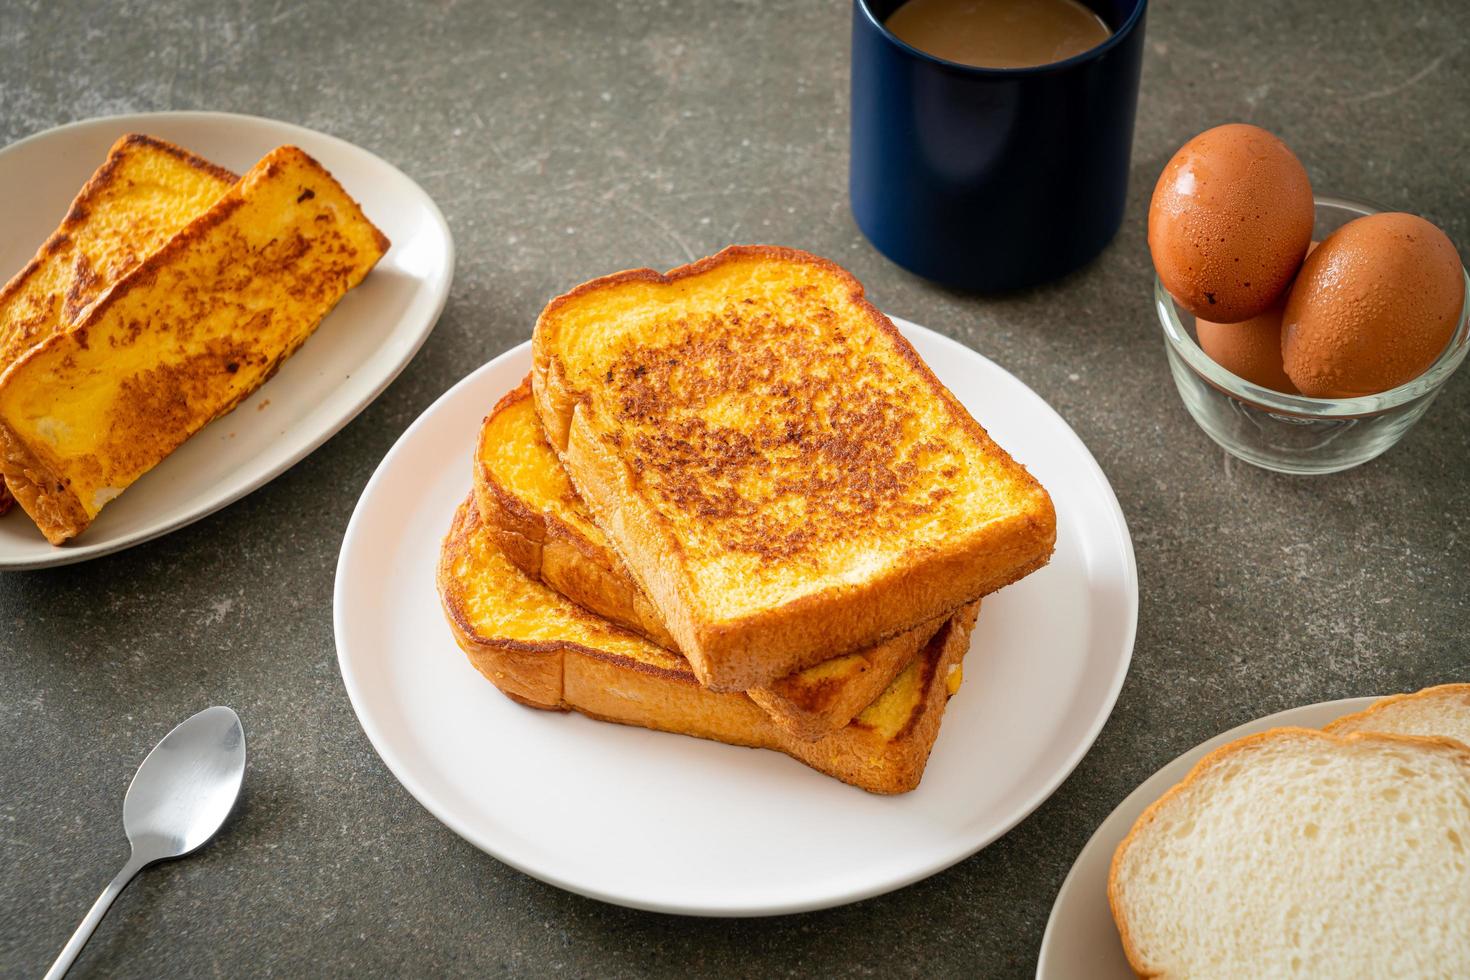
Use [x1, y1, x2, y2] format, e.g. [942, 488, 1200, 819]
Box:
[0, 112, 453, 569]
[1036, 696, 1377, 978]
[335, 318, 1138, 916]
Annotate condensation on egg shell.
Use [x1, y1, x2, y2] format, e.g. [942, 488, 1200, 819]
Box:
[1282, 213, 1465, 398]
[1149, 124, 1315, 324]
[1197, 300, 1298, 394]
[1195, 242, 1319, 394]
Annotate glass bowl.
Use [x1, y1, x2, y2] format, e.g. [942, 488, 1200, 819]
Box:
[1157, 194, 1470, 475]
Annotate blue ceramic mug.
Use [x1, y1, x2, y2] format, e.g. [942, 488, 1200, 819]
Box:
[850, 0, 1147, 291]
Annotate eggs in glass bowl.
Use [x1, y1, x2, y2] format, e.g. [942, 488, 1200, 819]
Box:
[1148, 124, 1468, 473]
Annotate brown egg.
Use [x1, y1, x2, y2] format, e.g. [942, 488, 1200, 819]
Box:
[1282, 213, 1465, 398]
[1195, 242, 1317, 393]
[1197, 300, 1298, 393]
[1149, 124, 1314, 323]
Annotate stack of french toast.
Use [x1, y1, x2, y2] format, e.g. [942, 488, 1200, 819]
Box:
[0, 134, 387, 543]
[438, 246, 1056, 794]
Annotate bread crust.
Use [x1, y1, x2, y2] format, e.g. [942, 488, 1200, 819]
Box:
[473, 376, 947, 739]
[743, 611, 951, 741]
[473, 379, 678, 648]
[437, 494, 979, 794]
[1323, 684, 1470, 743]
[531, 245, 1054, 691]
[1107, 725, 1470, 978]
[437, 499, 690, 706]
[0, 418, 91, 540]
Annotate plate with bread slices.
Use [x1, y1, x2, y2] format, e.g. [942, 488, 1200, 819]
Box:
[1038, 684, 1470, 978]
[336, 247, 1137, 915]
[0, 112, 453, 569]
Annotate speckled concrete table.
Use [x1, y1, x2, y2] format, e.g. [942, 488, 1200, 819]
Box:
[1, 1, 1467, 976]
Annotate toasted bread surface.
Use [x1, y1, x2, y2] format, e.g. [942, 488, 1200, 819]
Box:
[1325, 683, 1470, 748]
[0, 134, 237, 511]
[474, 376, 946, 739]
[532, 245, 1054, 690]
[437, 495, 978, 794]
[475, 376, 677, 647]
[1108, 727, 1470, 978]
[0, 134, 237, 371]
[0, 145, 389, 543]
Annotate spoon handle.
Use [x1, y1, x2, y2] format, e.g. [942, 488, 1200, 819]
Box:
[44, 852, 147, 980]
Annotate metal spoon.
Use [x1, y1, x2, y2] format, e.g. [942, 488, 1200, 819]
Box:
[44, 706, 246, 980]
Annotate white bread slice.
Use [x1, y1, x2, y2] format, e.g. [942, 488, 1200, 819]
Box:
[1325, 684, 1470, 748]
[1109, 727, 1470, 978]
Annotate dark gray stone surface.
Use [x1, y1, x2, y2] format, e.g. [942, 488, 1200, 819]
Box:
[1, 0, 1467, 976]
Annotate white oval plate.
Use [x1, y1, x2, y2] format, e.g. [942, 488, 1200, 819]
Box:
[335, 318, 1138, 916]
[0, 112, 454, 569]
[1036, 696, 1377, 978]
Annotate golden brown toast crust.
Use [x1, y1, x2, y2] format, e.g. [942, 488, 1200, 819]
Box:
[1106, 726, 1470, 977]
[0, 145, 389, 544]
[473, 376, 947, 740]
[532, 245, 1055, 691]
[0, 424, 91, 539]
[437, 495, 979, 794]
[743, 610, 950, 740]
[474, 377, 679, 649]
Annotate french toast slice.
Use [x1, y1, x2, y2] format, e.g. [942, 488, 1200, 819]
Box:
[0, 145, 389, 544]
[474, 376, 947, 740]
[437, 495, 978, 794]
[532, 245, 1055, 691]
[0, 134, 238, 515]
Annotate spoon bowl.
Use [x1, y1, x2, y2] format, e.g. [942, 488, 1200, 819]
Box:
[123, 705, 247, 860]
